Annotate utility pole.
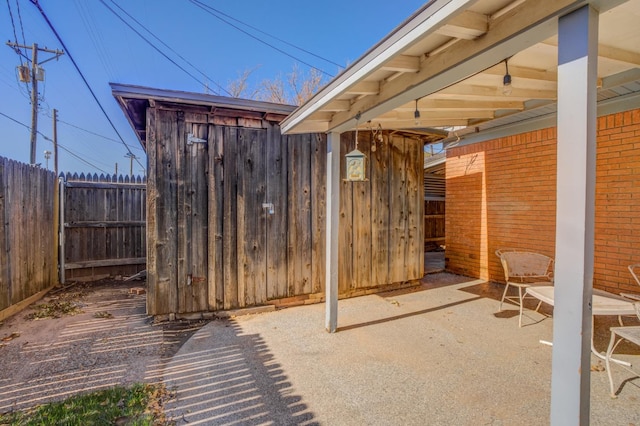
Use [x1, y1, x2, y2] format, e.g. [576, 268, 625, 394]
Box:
[125, 152, 137, 177]
[52, 108, 58, 176]
[6, 42, 64, 164]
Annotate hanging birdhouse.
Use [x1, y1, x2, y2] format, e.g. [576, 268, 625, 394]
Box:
[345, 148, 366, 181]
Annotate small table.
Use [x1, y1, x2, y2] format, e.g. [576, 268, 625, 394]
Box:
[524, 286, 637, 365]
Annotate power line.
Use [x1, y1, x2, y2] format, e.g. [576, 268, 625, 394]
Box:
[15, 0, 27, 49]
[28, 0, 145, 172]
[5, 0, 25, 67]
[52, 114, 145, 152]
[0, 110, 109, 173]
[98, 0, 230, 96]
[197, 2, 343, 69]
[106, 0, 231, 96]
[188, 0, 335, 78]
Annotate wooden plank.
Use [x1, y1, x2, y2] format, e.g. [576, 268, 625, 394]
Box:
[64, 221, 146, 228]
[405, 136, 424, 279]
[209, 125, 225, 310]
[64, 257, 146, 269]
[352, 131, 372, 289]
[223, 126, 239, 309]
[0, 285, 55, 322]
[310, 133, 326, 294]
[187, 121, 209, 312]
[146, 107, 158, 314]
[388, 135, 408, 284]
[338, 132, 354, 292]
[288, 133, 313, 295]
[266, 124, 289, 300]
[235, 129, 248, 307]
[177, 112, 189, 313]
[238, 128, 267, 305]
[371, 131, 390, 286]
[154, 108, 180, 315]
[0, 158, 10, 311]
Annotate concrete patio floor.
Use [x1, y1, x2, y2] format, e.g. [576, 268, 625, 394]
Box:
[164, 272, 640, 425]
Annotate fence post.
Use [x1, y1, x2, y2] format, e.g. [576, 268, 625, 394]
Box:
[58, 176, 65, 284]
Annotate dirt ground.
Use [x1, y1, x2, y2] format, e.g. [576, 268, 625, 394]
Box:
[0, 279, 210, 414]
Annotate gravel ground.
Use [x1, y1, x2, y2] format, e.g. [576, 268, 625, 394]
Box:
[0, 279, 207, 415]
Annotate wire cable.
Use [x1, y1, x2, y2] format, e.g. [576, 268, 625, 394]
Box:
[188, 0, 335, 78]
[0, 110, 110, 173]
[5, 0, 25, 66]
[98, 0, 227, 95]
[196, 2, 343, 69]
[28, 0, 145, 171]
[15, 0, 28, 50]
[107, 0, 231, 96]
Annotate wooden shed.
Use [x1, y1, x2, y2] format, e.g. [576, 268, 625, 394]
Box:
[112, 84, 424, 316]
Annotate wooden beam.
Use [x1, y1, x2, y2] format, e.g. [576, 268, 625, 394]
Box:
[346, 81, 379, 95]
[305, 112, 335, 121]
[321, 100, 351, 112]
[482, 63, 558, 81]
[436, 83, 557, 99]
[436, 10, 488, 40]
[370, 119, 470, 128]
[397, 98, 525, 110]
[381, 55, 421, 73]
[376, 109, 495, 120]
[65, 257, 146, 270]
[543, 39, 640, 66]
[0, 285, 55, 322]
[325, 0, 585, 133]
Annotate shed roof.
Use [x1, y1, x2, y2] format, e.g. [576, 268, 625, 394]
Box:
[111, 83, 297, 148]
[281, 0, 640, 143]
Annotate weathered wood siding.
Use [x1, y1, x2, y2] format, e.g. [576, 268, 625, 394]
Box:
[146, 104, 424, 315]
[61, 173, 146, 281]
[0, 157, 57, 313]
[340, 131, 424, 294]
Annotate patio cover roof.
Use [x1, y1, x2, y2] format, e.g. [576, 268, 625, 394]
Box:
[281, 1, 640, 424]
[281, 0, 640, 142]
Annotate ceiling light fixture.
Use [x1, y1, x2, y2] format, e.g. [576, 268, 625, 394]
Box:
[414, 99, 421, 126]
[502, 59, 513, 96]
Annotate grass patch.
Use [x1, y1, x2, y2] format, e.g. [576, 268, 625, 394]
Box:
[0, 383, 172, 425]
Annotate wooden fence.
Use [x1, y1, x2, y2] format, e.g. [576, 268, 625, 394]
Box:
[424, 200, 445, 250]
[61, 173, 147, 281]
[0, 157, 57, 318]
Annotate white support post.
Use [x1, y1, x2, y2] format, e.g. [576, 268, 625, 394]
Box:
[325, 131, 340, 333]
[551, 6, 598, 425]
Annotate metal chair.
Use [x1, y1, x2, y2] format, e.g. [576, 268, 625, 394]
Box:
[605, 302, 640, 397]
[621, 264, 640, 302]
[495, 249, 554, 327]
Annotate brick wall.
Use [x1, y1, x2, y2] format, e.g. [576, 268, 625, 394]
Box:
[446, 108, 640, 294]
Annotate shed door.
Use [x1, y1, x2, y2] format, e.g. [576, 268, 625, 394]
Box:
[210, 125, 292, 310]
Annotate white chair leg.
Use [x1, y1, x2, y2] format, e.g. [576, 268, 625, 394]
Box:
[605, 330, 620, 398]
[499, 283, 510, 311]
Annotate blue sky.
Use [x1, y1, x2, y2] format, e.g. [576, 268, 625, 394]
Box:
[0, 0, 425, 174]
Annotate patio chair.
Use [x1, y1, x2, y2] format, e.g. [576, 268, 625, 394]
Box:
[605, 301, 640, 397]
[495, 249, 554, 327]
[621, 264, 640, 302]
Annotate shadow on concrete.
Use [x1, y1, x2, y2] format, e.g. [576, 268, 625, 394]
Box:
[159, 320, 317, 425]
[336, 296, 482, 332]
